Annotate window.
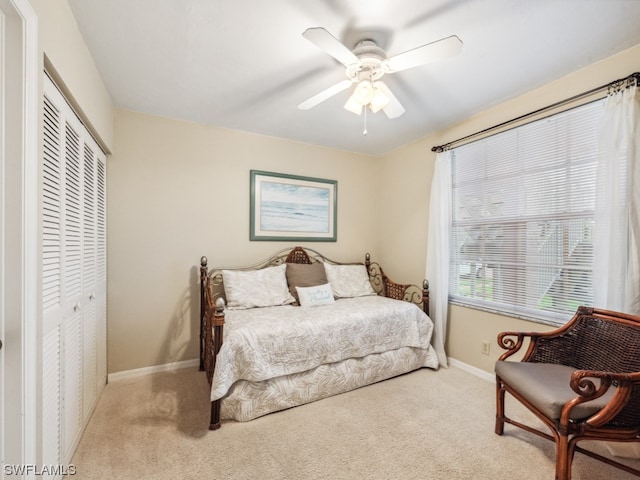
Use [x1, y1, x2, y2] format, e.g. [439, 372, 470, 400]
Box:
[448, 100, 604, 324]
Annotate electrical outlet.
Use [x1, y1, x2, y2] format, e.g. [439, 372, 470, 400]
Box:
[481, 340, 491, 355]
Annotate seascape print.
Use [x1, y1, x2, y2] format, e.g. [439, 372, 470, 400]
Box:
[260, 181, 330, 233]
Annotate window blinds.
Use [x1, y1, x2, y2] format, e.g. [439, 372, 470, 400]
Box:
[449, 99, 604, 324]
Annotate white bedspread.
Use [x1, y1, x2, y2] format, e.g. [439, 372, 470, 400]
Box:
[211, 295, 438, 402]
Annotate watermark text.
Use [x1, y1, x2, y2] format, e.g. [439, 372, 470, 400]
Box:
[4, 464, 77, 476]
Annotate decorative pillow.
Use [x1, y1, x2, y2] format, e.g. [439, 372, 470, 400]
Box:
[296, 283, 335, 307]
[222, 264, 296, 309]
[285, 262, 328, 300]
[323, 263, 376, 298]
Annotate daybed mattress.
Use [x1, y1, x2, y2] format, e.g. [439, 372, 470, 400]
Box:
[211, 295, 439, 421]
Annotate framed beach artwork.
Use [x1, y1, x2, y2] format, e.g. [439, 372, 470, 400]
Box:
[250, 170, 337, 241]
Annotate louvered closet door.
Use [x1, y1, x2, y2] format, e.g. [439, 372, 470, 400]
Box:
[81, 139, 107, 421]
[42, 74, 107, 468]
[82, 143, 97, 421]
[95, 156, 107, 387]
[42, 84, 63, 468]
[62, 112, 84, 462]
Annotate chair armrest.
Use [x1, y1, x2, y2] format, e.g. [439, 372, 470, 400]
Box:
[563, 369, 640, 429]
[497, 331, 544, 361]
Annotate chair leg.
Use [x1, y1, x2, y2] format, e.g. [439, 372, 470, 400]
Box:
[555, 434, 574, 480]
[495, 378, 506, 435]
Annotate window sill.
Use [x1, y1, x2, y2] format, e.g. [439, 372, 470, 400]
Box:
[448, 298, 568, 328]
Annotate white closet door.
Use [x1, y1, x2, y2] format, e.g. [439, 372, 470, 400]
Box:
[42, 74, 107, 469]
[81, 142, 98, 421]
[61, 117, 84, 460]
[96, 156, 107, 386]
[42, 91, 63, 467]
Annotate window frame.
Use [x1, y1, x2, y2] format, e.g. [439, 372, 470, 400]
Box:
[447, 99, 604, 326]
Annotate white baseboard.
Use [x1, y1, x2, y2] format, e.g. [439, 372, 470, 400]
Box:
[108, 358, 200, 382]
[448, 357, 495, 383]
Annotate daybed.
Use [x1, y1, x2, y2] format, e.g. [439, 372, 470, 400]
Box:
[199, 246, 439, 430]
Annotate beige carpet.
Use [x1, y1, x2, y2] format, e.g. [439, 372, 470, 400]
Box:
[70, 366, 640, 479]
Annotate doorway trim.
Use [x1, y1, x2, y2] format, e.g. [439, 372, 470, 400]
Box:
[0, 0, 38, 476]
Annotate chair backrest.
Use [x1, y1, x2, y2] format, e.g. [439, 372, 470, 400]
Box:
[529, 307, 640, 428]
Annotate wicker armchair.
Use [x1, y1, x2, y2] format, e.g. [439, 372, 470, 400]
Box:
[495, 306, 640, 480]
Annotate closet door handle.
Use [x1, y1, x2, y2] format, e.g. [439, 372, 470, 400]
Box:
[73, 303, 81, 312]
[89, 293, 95, 300]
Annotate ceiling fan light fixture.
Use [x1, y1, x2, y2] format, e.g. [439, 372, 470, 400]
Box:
[369, 87, 389, 113]
[352, 80, 375, 105]
[344, 80, 391, 115]
[344, 93, 363, 115]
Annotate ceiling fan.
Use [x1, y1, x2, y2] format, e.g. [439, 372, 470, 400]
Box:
[298, 27, 463, 119]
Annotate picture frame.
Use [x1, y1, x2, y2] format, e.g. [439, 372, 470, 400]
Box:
[250, 170, 337, 242]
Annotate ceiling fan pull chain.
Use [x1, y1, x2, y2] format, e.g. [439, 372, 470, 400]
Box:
[363, 106, 368, 135]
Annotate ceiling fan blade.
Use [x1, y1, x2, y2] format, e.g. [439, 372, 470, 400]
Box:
[298, 79, 353, 110]
[302, 27, 360, 67]
[383, 35, 462, 73]
[374, 81, 405, 119]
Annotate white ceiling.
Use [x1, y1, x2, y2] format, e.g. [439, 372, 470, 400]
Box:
[67, 0, 640, 156]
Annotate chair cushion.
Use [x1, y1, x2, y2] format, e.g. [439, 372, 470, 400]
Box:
[495, 361, 617, 420]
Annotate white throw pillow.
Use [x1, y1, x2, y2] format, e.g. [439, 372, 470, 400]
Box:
[222, 264, 296, 309]
[296, 283, 335, 307]
[323, 263, 376, 298]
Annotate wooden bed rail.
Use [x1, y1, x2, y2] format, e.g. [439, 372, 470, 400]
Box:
[199, 247, 431, 430]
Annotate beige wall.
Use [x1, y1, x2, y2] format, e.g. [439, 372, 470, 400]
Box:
[376, 133, 438, 285]
[379, 43, 640, 373]
[107, 111, 380, 373]
[32, 0, 114, 151]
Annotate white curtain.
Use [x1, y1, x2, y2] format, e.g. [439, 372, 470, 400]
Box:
[426, 151, 452, 367]
[594, 83, 640, 314]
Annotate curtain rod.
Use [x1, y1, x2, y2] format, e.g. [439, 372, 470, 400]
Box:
[431, 71, 640, 153]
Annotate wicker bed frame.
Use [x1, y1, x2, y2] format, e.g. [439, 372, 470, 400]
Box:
[199, 246, 430, 430]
